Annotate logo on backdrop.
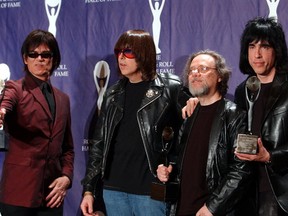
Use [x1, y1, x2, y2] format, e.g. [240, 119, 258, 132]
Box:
[149, 0, 165, 54]
[94, 61, 110, 115]
[266, 0, 280, 21]
[82, 61, 110, 151]
[45, 0, 62, 37]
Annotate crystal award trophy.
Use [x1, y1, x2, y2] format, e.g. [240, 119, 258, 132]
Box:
[0, 78, 8, 151]
[151, 126, 179, 202]
[236, 76, 260, 154]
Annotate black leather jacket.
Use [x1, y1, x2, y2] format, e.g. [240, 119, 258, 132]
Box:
[175, 99, 253, 216]
[234, 73, 288, 213]
[82, 73, 189, 195]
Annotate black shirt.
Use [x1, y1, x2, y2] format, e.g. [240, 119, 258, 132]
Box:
[178, 100, 220, 215]
[104, 80, 153, 195]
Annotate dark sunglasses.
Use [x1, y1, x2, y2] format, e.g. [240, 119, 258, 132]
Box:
[27, 51, 53, 59]
[114, 48, 136, 59]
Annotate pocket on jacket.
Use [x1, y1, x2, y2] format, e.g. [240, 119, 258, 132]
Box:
[5, 154, 31, 166]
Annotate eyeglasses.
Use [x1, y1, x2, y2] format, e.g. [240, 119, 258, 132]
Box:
[188, 65, 216, 75]
[114, 48, 136, 59]
[27, 51, 53, 59]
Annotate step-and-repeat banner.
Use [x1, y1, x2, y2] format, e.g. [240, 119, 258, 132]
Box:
[0, 0, 287, 215]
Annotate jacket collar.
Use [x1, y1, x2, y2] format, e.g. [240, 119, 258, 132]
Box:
[114, 75, 165, 110]
[263, 73, 288, 118]
[23, 73, 53, 120]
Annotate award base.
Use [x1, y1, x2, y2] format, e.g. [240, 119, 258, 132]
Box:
[236, 133, 258, 155]
[0, 129, 8, 151]
[151, 181, 179, 202]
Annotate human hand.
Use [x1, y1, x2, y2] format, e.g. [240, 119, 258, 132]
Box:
[196, 204, 213, 216]
[46, 176, 70, 208]
[0, 108, 6, 128]
[156, 164, 173, 183]
[80, 193, 104, 216]
[182, 97, 199, 119]
[235, 138, 270, 163]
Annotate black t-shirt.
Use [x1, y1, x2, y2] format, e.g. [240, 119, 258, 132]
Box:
[178, 100, 220, 215]
[252, 83, 273, 193]
[104, 80, 154, 195]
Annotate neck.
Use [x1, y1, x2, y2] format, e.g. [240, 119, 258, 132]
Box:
[256, 69, 276, 84]
[198, 92, 222, 106]
[127, 72, 143, 83]
[30, 72, 50, 82]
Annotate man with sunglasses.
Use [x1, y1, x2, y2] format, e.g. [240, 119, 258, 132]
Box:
[80, 29, 190, 216]
[157, 50, 253, 216]
[0, 29, 74, 216]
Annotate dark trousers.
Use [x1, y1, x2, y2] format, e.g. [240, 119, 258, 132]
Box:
[0, 202, 63, 216]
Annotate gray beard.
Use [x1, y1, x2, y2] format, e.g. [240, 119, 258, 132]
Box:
[189, 85, 209, 97]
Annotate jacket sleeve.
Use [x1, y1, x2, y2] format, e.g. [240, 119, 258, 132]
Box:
[60, 94, 74, 187]
[206, 107, 254, 215]
[81, 88, 111, 194]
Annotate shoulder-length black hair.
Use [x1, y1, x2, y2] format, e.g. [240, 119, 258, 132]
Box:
[114, 29, 156, 81]
[21, 29, 61, 75]
[239, 17, 288, 75]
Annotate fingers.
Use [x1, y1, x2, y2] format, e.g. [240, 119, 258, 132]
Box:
[157, 164, 172, 182]
[46, 191, 66, 208]
[182, 106, 188, 119]
[46, 177, 70, 208]
[183, 98, 199, 118]
[80, 195, 94, 216]
[167, 164, 173, 173]
[0, 108, 6, 127]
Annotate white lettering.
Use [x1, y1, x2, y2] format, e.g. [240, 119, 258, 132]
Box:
[57, 64, 67, 70]
[8, 2, 20, 7]
[0, 2, 7, 7]
[158, 61, 173, 67]
[159, 68, 175, 73]
[54, 71, 69, 77]
[82, 145, 89, 151]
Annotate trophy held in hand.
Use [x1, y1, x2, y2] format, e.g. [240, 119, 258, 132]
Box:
[151, 126, 179, 202]
[0, 78, 8, 151]
[236, 76, 260, 154]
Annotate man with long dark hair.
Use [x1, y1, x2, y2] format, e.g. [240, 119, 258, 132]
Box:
[80, 29, 189, 216]
[234, 17, 288, 216]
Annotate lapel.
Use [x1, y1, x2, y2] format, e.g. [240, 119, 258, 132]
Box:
[138, 75, 163, 111]
[263, 74, 287, 121]
[206, 99, 225, 169]
[24, 74, 53, 122]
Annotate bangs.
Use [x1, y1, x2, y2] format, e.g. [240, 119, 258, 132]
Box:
[244, 21, 277, 47]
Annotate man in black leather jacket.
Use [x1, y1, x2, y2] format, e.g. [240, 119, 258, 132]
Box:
[158, 50, 253, 216]
[234, 17, 288, 215]
[80, 29, 190, 216]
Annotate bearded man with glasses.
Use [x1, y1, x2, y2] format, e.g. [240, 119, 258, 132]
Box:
[157, 50, 254, 216]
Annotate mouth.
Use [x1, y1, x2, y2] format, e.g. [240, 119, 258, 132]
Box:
[191, 78, 202, 83]
[253, 61, 264, 66]
[119, 62, 126, 67]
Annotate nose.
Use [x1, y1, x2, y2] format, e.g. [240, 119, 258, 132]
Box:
[191, 70, 201, 76]
[255, 47, 262, 58]
[118, 52, 125, 59]
[36, 55, 44, 60]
